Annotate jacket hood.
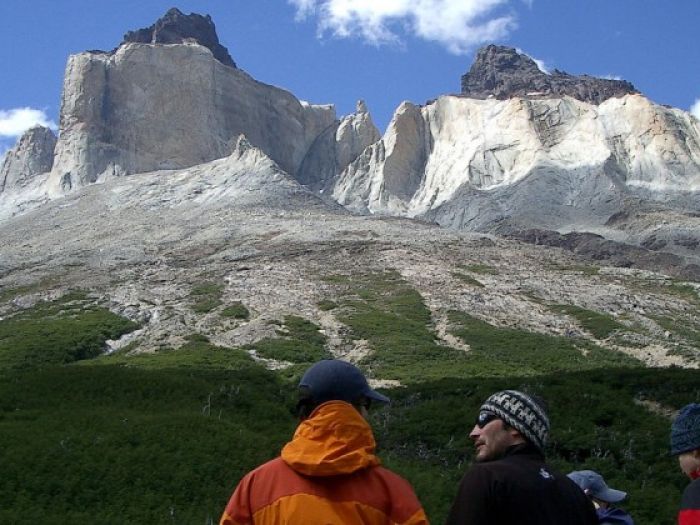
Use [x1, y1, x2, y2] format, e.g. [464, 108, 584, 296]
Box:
[281, 400, 380, 477]
[597, 507, 635, 525]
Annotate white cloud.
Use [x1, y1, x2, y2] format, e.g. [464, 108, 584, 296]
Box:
[288, 0, 517, 55]
[691, 99, 700, 120]
[515, 48, 548, 73]
[602, 74, 623, 81]
[0, 107, 57, 138]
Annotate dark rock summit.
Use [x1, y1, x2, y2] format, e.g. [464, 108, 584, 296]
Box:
[506, 229, 700, 281]
[121, 7, 236, 68]
[461, 45, 638, 104]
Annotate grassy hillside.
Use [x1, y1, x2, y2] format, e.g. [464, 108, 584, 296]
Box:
[1, 283, 698, 524]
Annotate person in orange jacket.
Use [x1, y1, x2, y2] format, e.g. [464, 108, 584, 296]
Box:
[220, 359, 429, 525]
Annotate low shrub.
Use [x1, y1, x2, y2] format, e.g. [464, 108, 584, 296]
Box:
[221, 301, 250, 319]
[0, 294, 138, 370]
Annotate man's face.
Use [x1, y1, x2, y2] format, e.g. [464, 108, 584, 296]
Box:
[678, 450, 700, 478]
[469, 411, 522, 462]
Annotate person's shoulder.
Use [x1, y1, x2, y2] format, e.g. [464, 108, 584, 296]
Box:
[681, 477, 700, 505]
[456, 460, 500, 487]
[373, 465, 419, 491]
[243, 456, 288, 481]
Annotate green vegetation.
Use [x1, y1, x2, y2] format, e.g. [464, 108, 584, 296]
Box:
[0, 352, 295, 524]
[330, 271, 471, 381]
[248, 315, 330, 364]
[1, 276, 698, 525]
[190, 281, 224, 313]
[0, 276, 63, 303]
[550, 303, 626, 339]
[221, 301, 250, 319]
[448, 311, 636, 374]
[664, 282, 700, 305]
[629, 278, 700, 306]
[451, 271, 485, 287]
[652, 316, 700, 360]
[373, 368, 700, 525]
[325, 272, 634, 382]
[0, 293, 139, 370]
[93, 339, 260, 371]
[458, 263, 498, 275]
[317, 299, 338, 311]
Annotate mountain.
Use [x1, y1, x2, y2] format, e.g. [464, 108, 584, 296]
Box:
[460, 45, 639, 103]
[120, 7, 237, 68]
[1, 14, 698, 260]
[1, 13, 699, 525]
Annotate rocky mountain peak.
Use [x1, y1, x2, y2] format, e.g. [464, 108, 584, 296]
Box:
[0, 126, 56, 193]
[461, 44, 638, 104]
[121, 7, 236, 68]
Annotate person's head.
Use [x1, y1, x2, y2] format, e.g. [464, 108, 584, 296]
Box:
[567, 470, 627, 509]
[671, 403, 700, 479]
[469, 390, 549, 462]
[296, 359, 390, 420]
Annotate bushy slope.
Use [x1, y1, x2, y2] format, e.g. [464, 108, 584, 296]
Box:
[1, 286, 698, 524]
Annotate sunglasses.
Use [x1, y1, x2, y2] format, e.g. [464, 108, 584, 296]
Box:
[475, 411, 500, 428]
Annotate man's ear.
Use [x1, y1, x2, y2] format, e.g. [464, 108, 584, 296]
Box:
[506, 425, 525, 442]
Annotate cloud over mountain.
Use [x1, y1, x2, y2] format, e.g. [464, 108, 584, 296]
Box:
[288, 0, 517, 54]
[0, 107, 57, 138]
[691, 99, 700, 120]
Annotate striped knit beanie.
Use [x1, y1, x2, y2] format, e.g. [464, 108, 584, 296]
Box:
[480, 390, 550, 453]
[671, 403, 700, 456]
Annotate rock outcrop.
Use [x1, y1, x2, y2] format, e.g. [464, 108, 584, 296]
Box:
[48, 40, 335, 193]
[461, 45, 638, 104]
[297, 100, 381, 189]
[2, 12, 699, 271]
[330, 94, 700, 234]
[506, 229, 700, 281]
[0, 126, 56, 193]
[121, 7, 236, 68]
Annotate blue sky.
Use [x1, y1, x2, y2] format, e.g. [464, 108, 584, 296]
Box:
[1, 0, 699, 160]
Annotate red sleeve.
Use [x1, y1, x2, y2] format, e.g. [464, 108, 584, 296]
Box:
[679, 509, 700, 525]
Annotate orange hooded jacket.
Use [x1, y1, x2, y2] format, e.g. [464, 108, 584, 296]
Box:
[220, 400, 429, 525]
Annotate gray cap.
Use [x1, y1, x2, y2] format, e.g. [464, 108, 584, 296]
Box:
[299, 359, 390, 405]
[567, 470, 627, 503]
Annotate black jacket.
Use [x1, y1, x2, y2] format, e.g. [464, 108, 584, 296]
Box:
[445, 443, 598, 525]
[679, 477, 700, 525]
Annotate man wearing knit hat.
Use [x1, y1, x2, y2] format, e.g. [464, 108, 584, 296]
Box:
[445, 389, 597, 525]
[671, 403, 700, 525]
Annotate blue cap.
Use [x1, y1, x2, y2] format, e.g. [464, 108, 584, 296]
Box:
[671, 403, 700, 456]
[299, 360, 390, 405]
[567, 470, 627, 503]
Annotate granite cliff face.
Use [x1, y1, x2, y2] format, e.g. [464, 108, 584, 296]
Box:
[461, 45, 639, 104]
[297, 100, 381, 189]
[2, 11, 699, 273]
[328, 93, 700, 261]
[0, 126, 56, 194]
[47, 37, 335, 194]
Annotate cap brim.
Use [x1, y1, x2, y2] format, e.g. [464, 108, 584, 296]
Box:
[365, 388, 390, 404]
[596, 487, 627, 503]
